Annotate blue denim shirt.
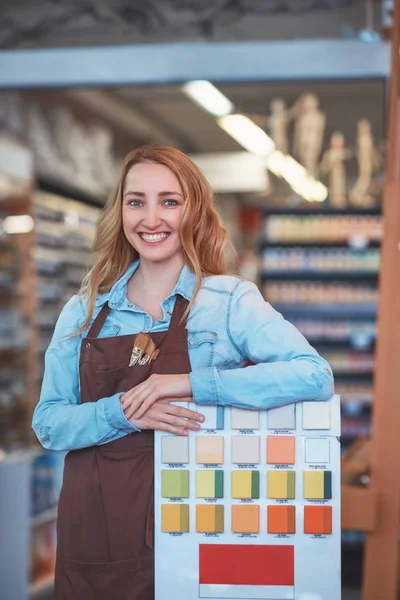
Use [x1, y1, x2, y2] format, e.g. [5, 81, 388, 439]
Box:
[32, 261, 334, 451]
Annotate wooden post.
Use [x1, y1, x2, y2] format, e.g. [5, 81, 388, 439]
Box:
[362, 1, 400, 598]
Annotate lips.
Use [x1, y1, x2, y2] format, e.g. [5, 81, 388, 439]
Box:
[138, 232, 170, 243]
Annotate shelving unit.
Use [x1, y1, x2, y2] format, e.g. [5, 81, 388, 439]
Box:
[260, 203, 381, 583]
[0, 167, 102, 599]
[33, 190, 101, 380]
[261, 207, 381, 431]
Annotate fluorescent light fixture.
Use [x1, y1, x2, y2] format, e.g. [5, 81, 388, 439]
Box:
[218, 114, 276, 156]
[266, 150, 328, 203]
[182, 80, 234, 117]
[3, 215, 34, 234]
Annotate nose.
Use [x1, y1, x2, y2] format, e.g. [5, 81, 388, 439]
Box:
[142, 206, 162, 230]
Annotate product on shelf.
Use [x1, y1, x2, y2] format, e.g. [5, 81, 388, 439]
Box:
[264, 215, 382, 243]
[263, 282, 378, 306]
[262, 248, 380, 273]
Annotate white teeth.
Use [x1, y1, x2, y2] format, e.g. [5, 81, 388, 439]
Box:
[139, 233, 169, 242]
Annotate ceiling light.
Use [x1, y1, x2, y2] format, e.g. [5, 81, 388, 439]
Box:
[182, 80, 234, 117]
[218, 115, 276, 156]
[2, 215, 34, 234]
[266, 150, 328, 203]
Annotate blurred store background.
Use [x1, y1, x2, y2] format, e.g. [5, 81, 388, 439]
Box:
[0, 1, 398, 599]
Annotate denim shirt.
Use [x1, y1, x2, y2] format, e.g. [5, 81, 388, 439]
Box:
[32, 261, 334, 451]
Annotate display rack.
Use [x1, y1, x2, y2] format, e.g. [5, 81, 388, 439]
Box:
[0, 189, 38, 448]
[260, 202, 382, 585]
[33, 190, 101, 381]
[0, 173, 102, 599]
[261, 205, 381, 423]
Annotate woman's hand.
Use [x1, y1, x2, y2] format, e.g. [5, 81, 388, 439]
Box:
[121, 374, 193, 420]
[127, 400, 204, 436]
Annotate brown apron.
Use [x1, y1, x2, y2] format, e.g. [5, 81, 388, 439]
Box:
[54, 295, 191, 600]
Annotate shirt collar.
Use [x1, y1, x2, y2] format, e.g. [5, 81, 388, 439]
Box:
[95, 260, 198, 308]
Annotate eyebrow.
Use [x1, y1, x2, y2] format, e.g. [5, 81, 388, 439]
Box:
[124, 191, 183, 198]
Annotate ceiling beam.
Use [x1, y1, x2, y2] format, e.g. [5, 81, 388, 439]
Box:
[64, 90, 184, 147]
[0, 39, 390, 89]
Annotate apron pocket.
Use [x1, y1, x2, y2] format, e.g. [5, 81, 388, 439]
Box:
[55, 555, 153, 600]
[96, 364, 151, 382]
[95, 363, 152, 398]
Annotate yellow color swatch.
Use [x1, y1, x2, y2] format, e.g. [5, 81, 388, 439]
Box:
[232, 470, 252, 499]
[267, 470, 295, 499]
[196, 470, 215, 498]
[304, 471, 324, 499]
[303, 470, 332, 499]
[161, 504, 189, 532]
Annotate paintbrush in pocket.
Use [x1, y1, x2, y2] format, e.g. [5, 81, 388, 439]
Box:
[129, 333, 159, 366]
[129, 332, 152, 366]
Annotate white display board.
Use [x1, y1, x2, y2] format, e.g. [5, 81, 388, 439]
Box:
[155, 395, 341, 600]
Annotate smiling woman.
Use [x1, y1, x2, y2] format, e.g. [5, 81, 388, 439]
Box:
[122, 162, 185, 267]
[32, 143, 334, 600]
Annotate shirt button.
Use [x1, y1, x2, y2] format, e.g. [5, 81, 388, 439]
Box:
[189, 340, 194, 345]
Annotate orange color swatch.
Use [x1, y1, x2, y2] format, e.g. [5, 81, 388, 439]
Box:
[231, 505, 260, 534]
[267, 436, 295, 464]
[304, 505, 332, 534]
[196, 504, 224, 533]
[267, 505, 296, 534]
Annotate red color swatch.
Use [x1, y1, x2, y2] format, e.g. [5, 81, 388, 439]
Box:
[199, 544, 294, 586]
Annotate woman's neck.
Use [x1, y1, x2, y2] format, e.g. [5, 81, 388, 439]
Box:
[129, 254, 185, 307]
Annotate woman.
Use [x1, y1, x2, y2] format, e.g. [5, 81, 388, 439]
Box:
[33, 144, 334, 600]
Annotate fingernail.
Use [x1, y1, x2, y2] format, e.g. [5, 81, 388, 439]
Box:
[195, 424, 200, 429]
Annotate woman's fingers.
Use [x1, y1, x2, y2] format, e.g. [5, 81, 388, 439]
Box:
[168, 404, 205, 423]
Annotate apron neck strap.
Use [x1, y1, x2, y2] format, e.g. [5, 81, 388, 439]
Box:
[170, 295, 189, 330]
[86, 294, 189, 340]
[87, 303, 110, 338]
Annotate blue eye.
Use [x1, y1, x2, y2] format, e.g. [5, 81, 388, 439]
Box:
[164, 199, 178, 206]
[129, 200, 143, 207]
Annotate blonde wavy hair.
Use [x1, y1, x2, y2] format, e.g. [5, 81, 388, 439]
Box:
[76, 144, 233, 334]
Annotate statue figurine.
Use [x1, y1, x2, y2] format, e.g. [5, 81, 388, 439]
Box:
[267, 98, 290, 155]
[292, 93, 326, 178]
[349, 119, 382, 207]
[320, 132, 352, 209]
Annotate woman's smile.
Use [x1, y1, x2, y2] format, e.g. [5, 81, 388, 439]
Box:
[137, 231, 171, 245]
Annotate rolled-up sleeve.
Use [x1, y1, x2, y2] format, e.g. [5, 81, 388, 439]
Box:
[32, 295, 137, 452]
[191, 280, 334, 409]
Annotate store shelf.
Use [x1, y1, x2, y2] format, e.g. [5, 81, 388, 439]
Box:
[274, 304, 377, 318]
[38, 175, 106, 207]
[31, 506, 58, 529]
[262, 271, 378, 281]
[260, 240, 381, 249]
[334, 373, 374, 383]
[29, 574, 54, 599]
[311, 339, 376, 350]
[263, 206, 381, 216]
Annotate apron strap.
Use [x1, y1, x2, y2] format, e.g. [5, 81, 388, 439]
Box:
[169, 295, 189, 330]
[86, 294, 189, 340]
[87, 303, 111, 339]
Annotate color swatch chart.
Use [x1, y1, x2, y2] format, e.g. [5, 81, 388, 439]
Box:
[154, 395, 341, 600]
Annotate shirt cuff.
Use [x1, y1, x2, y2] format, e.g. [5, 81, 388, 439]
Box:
[103, 393, 140, 432]
[190, 368, 219, 405]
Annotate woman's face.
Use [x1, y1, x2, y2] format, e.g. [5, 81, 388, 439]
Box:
[122, 161, 185, 265]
